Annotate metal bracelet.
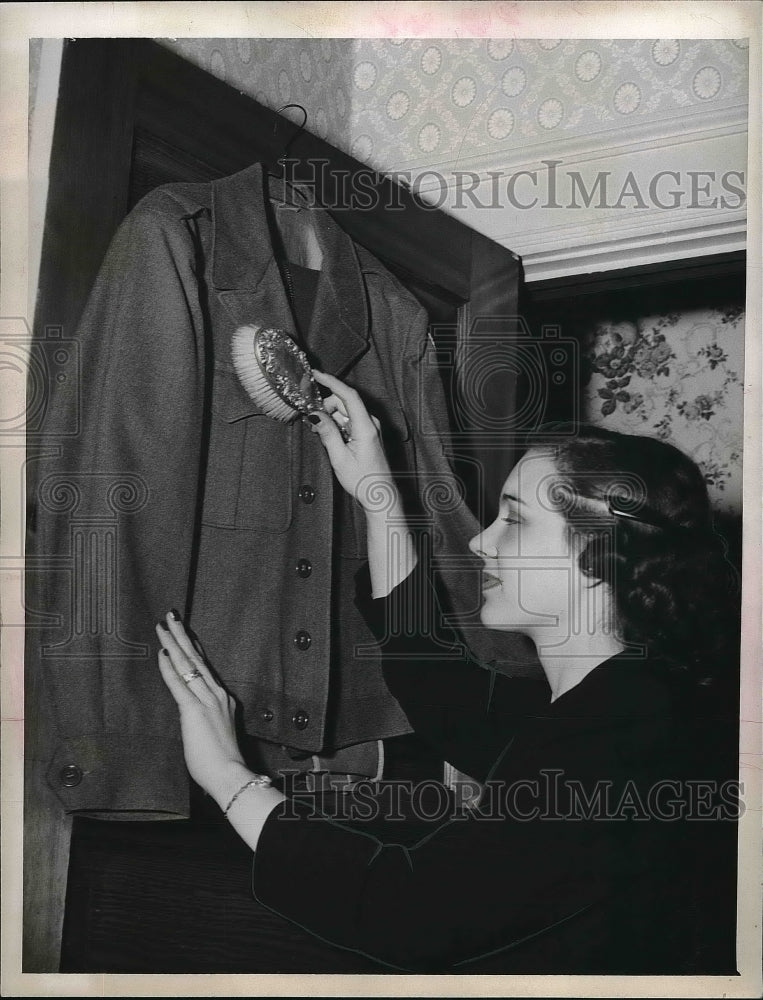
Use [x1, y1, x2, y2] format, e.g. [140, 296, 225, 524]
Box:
[223, 774, 273, 816]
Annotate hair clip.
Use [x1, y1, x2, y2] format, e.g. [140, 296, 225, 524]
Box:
[607, 499, 690, 533]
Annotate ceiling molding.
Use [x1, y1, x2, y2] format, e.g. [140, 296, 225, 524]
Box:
[391, 102, 749, 186]
[501, 205, 747, 253]
[518, 214, 747, 282]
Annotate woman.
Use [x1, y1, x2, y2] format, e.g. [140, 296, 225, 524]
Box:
[156, 371, 740, 973]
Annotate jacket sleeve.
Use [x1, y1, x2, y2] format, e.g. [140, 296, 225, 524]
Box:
[398, 304, 543, 681]
[29, 190, 208, 817]
[354, 554, 548, 782]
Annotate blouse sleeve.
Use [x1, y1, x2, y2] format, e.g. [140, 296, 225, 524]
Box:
[252, 765, 646, 972]
[354, 549, 547, 781]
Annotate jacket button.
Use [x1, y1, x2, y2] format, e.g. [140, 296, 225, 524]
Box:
[298, 485, 316, 504]
[296, 559, 312, 578]
[59, 764, 83, 787]
[262, 709, 274, 722]
[293, 710, 309, 730]
[294, 629, 312, 650]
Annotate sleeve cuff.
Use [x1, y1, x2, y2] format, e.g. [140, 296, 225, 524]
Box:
[252, 799, 383, 950]
[46, 732, 190, 818]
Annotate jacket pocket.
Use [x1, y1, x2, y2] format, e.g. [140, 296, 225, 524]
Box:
[202, 368, 294, 532]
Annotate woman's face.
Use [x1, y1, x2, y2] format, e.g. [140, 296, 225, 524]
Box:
[468, 449, 584, 640]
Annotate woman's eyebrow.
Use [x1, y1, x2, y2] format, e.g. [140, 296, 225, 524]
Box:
[501, 493, 525, 505]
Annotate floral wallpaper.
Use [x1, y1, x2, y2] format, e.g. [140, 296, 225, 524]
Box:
[582, 306, 744, 515]
[160, 37, 749, 172]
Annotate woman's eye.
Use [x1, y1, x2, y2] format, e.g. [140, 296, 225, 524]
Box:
[501, 516, 519, 525]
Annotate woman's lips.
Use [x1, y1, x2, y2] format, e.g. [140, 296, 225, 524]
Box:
[481, 571, 501, 591]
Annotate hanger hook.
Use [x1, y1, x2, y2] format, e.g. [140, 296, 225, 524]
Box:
[274, 104, 308, 162]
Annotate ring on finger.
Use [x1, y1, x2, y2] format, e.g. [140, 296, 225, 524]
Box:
[181, 668, 203, 684]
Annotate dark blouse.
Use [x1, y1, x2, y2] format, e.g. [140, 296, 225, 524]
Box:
[252, 557, 738, 973]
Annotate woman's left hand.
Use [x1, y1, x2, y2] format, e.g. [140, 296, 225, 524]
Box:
[155, 615, 247, 799]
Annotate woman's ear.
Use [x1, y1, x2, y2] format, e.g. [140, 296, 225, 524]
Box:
[576, 533, 609, 584]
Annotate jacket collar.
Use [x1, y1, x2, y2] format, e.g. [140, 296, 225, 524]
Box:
[211, 162, 369, 376]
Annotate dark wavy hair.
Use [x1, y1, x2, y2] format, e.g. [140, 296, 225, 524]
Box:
[525, 424, 741, 688]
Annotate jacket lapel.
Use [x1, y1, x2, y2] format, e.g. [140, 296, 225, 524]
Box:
[210, 162, 369, 376]
[305, 207, 369, 377]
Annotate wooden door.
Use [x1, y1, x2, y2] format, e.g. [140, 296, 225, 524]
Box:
[26, 38, 527, 972]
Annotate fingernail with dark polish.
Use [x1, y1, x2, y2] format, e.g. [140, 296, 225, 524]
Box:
[169, 609, 180, 621]
[308, 413, 321, 425]
[161, 648, 169, 656]
[158, 621, 168, 631]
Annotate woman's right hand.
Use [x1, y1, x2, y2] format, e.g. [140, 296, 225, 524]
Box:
[309, 370, 397, 511]
[312, 370, 417, 596]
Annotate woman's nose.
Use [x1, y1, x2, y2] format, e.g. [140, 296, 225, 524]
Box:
[469, 527, 496, 559]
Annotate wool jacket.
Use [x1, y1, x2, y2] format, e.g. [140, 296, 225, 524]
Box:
[30, 162, 535, 817]
[252, 556, 737, 973]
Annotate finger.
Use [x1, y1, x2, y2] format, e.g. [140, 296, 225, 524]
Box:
[186, 629, 229, 700]
[321, 393, 348, 419]
[313, 371, 377, 438]
[319, 395, 351, 431]
[329, 410, 352, 436]
[313, 375, 353, 425]
[164, 612, 202, 664]
[309, 408, 351, 464]
[190, 632, 207, 661]
[312, 370, 348, 393]
[157, 647, 195, 708]
[164, 614, 219, 690]
[156, 624, 216, 705]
